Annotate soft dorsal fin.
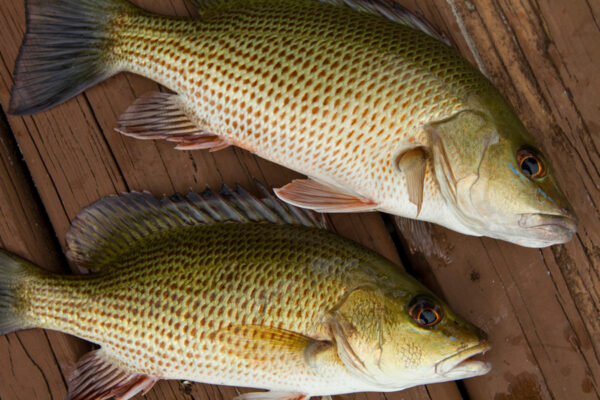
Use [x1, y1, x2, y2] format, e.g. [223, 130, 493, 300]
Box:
[316, 0, 451, 46]
[66, 183, 323, 269]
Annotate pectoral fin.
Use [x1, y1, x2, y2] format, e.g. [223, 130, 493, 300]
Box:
[396, 147, 427, 216]
[116, 92, 231, 152]
[274, 179, 377, 213]
[214, 325, 332, 368]
[68, 349, 158, 400]
[234, 391, 309, 400]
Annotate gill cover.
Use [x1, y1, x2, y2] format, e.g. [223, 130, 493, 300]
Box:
[427, 110, 498, 231]
[327, 286, 397, 388]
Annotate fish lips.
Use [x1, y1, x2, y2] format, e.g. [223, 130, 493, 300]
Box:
[435, 342, 491, 379]
[517, 213, 578, 245]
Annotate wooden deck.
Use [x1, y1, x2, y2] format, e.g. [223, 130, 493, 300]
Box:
[0, 0, 598, 399]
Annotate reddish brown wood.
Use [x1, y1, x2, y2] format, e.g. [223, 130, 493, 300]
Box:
[0, 0, 597, 399]
[0, 110, 90, 400]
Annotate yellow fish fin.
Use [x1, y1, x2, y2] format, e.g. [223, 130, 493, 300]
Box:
[396, 147, 427, 217]
[274, 179, 377, 213]
[66, 184, 323, 269]
[234, 391, 309, 400]
[67, 349, 158, 400]
[116, 92, 231, 152]
[214, 324, 332, 369]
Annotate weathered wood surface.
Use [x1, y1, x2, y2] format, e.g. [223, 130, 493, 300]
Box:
[396, 1, 600, 399]
[0, 0, 597, 400]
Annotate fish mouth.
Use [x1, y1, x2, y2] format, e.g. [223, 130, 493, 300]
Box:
[518, 213, 578, 245]
[435, 342, 491, 379]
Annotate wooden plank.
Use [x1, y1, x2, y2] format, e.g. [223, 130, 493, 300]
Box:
[1, 0, 596, 399]
[0, 111, 91, 400]
[0, 1, 462, 400]
[394, 0, 600, 399]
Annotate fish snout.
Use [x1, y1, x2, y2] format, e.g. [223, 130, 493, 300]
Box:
[518, 212, 578, 244]
[434, 341, 491, 378]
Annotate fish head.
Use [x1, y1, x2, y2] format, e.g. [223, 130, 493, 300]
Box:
[425, 97, 576, 247]
[329, 276, 490, 390]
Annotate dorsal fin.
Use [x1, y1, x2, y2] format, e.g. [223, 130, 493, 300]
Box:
[189, 0, 451, 46]
[188, 0, 250, 13]
[66, 183, 323, 269]
[317, 0, 452, 46]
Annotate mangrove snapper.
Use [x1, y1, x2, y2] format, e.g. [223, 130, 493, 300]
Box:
[8, 0, 576, 247]
[0, 185, 490, 400]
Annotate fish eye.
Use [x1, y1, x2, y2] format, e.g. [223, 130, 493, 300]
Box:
[408, 296, 442, 328]
[517, 147, 546, 179]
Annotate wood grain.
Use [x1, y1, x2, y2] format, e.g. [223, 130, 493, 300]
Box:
[0, 110, 90, 400]
[0, 0, 597, 399]
[396, 0, 600, 399]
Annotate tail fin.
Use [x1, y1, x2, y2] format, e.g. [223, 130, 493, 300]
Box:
[0, 249, 37, 335]
[8, 0, 134, 115]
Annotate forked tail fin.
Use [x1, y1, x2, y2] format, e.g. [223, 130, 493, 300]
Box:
[8, 0, 135, 115]
[0, 249, 38, 335]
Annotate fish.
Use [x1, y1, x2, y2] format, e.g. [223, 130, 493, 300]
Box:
[8, 0, 577, 247]
[0, 185, 490, 400]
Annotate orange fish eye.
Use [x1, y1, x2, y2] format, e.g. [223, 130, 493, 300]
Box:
[409, 296, 443, 328]
[517, 147, 546, 179]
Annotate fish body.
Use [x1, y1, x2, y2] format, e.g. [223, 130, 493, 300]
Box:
[9, 0, 576, 247]
[0, 187, 490, 399]
[108, 1, 466, 219]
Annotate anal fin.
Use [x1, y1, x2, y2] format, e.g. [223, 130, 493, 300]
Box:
[68, 349, 158, 400]
[274, 179, 377, 213]
[116, 92, 231, 152]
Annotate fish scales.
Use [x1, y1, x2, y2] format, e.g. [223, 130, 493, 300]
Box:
[107, 1, 486, 216]
[20, 224, 372, 392]
[9, 0, 577, 247]
[0, 187, 491, 398]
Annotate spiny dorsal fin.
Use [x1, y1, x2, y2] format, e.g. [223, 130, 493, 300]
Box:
[189, 0, 451, 46]
[188, 0, 254, 13]
[317, 0, 451, 46]
[66, 183, 323, 269]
